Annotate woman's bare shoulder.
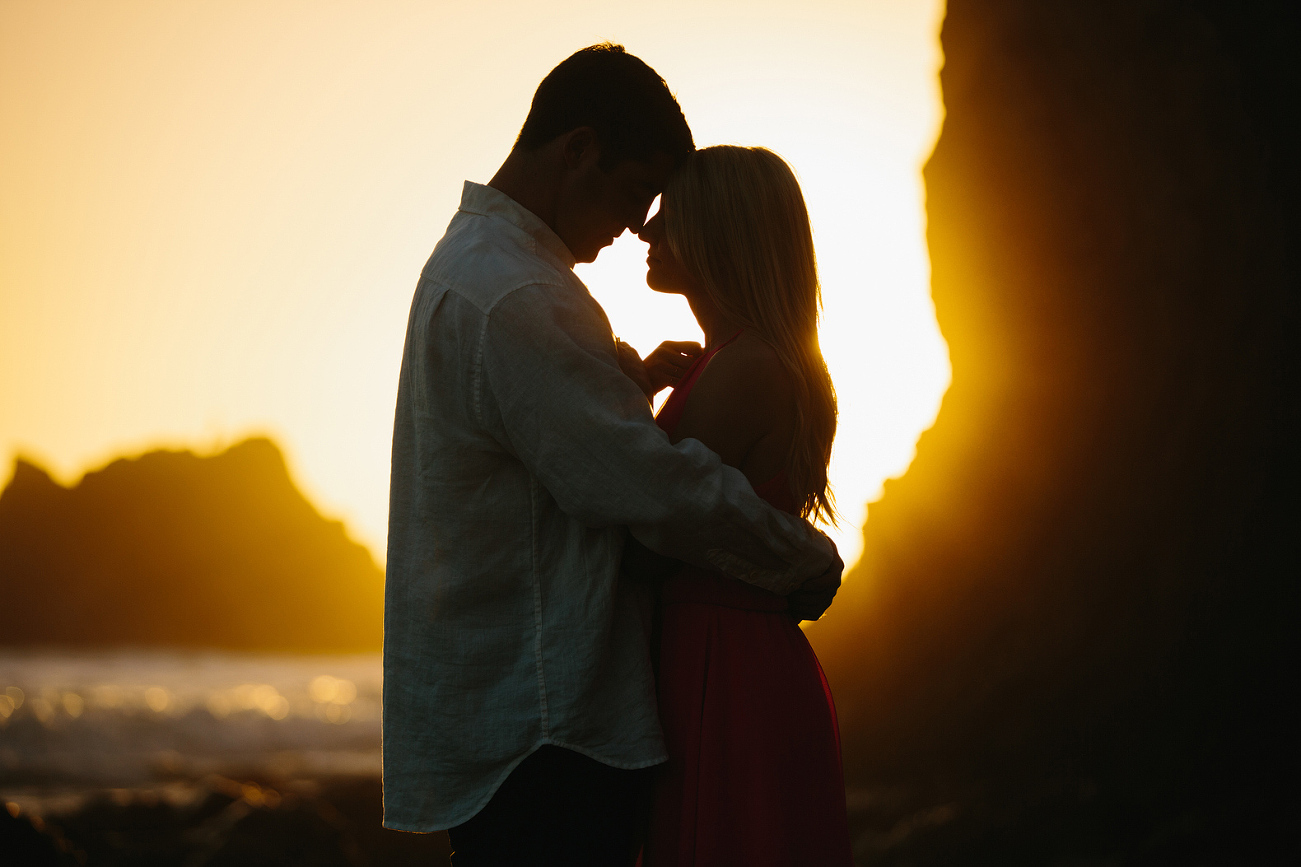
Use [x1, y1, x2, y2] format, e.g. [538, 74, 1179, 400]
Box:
[685, 333, 795, 436]
[673, 332, 795, 474]
[704, 332, 794, 403]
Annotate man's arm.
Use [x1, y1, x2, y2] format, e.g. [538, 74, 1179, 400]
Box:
[478, 282, 835, 595]
[787, 548, 842, 621]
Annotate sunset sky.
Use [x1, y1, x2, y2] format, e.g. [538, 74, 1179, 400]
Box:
[0, 0, 949, 570]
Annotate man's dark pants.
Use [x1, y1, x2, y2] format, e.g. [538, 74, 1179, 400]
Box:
[447, 745, 657, 866]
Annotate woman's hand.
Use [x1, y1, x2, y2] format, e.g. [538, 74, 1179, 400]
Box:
[616, 339, 703, 400]
[645, 340, 703, 395]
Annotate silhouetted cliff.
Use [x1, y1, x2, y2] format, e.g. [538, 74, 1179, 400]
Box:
[810, 0, 1299, 862]
[0, 438, 384, 651]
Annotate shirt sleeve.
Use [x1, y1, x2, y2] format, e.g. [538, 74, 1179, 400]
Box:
[476, 280, 833, 595]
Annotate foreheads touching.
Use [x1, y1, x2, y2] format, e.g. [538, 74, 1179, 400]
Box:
[500, 44, 695, 263]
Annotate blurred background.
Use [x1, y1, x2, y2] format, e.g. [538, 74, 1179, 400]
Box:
[2, 0, 1298, 864]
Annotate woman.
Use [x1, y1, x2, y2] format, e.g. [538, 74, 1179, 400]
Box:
[633, 146, 853, 866]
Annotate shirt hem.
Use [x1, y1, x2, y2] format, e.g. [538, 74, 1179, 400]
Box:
[381, 738, 668, 833]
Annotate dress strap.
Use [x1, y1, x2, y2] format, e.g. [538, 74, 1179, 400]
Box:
[710, 329, 744, 354]
[655, 329, 745, 436]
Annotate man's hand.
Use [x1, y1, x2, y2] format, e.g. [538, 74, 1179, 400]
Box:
[787, 537, 843, 622]
[615, 339, 653, 399]
[644, 340, 703, 395]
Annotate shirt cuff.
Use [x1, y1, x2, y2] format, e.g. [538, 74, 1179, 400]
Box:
[704, 548, 808, 596]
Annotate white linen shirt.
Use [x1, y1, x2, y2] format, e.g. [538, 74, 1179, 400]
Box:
[382, 181, 835, 832]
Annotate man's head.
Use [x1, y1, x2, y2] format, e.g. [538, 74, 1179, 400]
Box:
[516, 43, 693, 171]
[495, 44, 694, 263]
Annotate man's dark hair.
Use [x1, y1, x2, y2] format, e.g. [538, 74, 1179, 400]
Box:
[515, 43, 694, 170]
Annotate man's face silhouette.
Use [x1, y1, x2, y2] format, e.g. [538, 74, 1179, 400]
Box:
[552, 129, 675, 264]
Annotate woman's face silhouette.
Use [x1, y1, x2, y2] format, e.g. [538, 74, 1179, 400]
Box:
[638, 207, 699, 297]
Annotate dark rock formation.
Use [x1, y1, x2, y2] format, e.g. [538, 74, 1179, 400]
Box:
[0, 438, 384, 651]
[810, 0, 1299, 861]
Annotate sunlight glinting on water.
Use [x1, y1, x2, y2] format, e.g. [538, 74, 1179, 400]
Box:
[0, 660, 374, 728]
[0, 652, 384, 790]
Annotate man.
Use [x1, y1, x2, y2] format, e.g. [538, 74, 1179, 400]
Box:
[384, 44, 842, 865]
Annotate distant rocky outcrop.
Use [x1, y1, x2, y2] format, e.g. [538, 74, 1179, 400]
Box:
[809, 0, 1299, 861]
[0, 438, 383, 651]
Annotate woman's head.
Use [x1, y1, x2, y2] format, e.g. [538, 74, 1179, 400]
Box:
[650, 145, 838, 524]
[658, 147, 818, 329]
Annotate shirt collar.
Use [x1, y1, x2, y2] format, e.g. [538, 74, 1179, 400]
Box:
[458, 181, 577, 270]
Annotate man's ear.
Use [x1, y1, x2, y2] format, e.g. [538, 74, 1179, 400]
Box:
[561, 127, 602, 171]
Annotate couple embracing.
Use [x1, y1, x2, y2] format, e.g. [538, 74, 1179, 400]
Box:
[383, 44, 854, 866]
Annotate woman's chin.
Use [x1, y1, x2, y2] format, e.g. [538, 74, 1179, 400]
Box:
[645, 274, 684, 296]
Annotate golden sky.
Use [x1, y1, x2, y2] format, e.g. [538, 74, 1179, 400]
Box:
[0, 0, 948, 569]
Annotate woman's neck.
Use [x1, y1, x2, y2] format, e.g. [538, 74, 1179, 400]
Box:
[685, 293, 743, 349]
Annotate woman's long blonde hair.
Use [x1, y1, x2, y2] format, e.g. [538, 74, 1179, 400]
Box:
[663, 145, 838, 525]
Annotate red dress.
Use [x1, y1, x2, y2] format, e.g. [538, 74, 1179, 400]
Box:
[644, 335, 853, 867]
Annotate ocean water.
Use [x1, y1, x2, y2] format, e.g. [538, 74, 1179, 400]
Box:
[0, 649, 382, 815]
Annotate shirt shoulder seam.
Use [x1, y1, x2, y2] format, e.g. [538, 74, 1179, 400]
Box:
[467, 279, 567, 429]
[479, 277, 572, 319]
